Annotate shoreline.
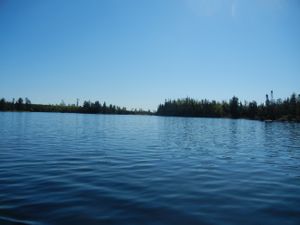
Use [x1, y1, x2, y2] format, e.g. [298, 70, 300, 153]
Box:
[1, 110, 299, 123]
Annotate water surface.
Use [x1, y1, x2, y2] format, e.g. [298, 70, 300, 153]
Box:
[0, 112, 300, 225]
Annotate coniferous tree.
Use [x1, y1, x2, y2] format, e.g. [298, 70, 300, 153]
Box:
[15, 98, 24, 111]
[229, 96, 239, 118]
[0, 98, 5, 110]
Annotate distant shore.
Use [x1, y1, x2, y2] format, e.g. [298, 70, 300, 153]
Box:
[1, 92, 300, 122]
[156, 92, 300, 122]
[0, 99, 153, 116]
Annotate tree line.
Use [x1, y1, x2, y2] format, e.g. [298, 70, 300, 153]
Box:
[1, 92, 300, 121]
[157, 92, 300, 122]
[0, 98, 152, 115]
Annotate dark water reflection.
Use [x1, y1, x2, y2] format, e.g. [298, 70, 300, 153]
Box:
[0, 112, 300, 225]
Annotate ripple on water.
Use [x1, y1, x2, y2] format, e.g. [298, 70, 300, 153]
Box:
[0, 113, 300, 225]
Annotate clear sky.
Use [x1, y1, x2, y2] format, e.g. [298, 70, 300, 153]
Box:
[0, 0, 299, 110]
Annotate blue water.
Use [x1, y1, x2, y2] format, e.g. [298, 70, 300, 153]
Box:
[0, 112, 300, 225]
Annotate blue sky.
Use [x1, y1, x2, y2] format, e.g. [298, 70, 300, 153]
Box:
[0, 0, 299, 110]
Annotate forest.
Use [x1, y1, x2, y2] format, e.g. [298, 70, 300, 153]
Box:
[1, 91, 300, 121]
[157, 91, 300, 121]
[0, 98, 152, 115]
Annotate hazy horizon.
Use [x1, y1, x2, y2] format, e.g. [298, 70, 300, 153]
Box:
[1, 0, 299, 110]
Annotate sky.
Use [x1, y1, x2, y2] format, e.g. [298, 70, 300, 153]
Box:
[0, 0, 299, 110]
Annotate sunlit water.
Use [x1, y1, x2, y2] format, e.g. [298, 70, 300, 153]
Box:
[0, 112, 300, 225]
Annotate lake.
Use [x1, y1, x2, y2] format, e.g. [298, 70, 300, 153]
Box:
[0, 112, 300, 225]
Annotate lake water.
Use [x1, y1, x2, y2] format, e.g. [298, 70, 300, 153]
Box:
[0, 112, 300, 225]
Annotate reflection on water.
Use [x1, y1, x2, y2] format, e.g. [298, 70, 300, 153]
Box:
[0, 112, 300, 225]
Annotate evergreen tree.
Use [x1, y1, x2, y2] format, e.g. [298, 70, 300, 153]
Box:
[229, 96, 239, 118]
